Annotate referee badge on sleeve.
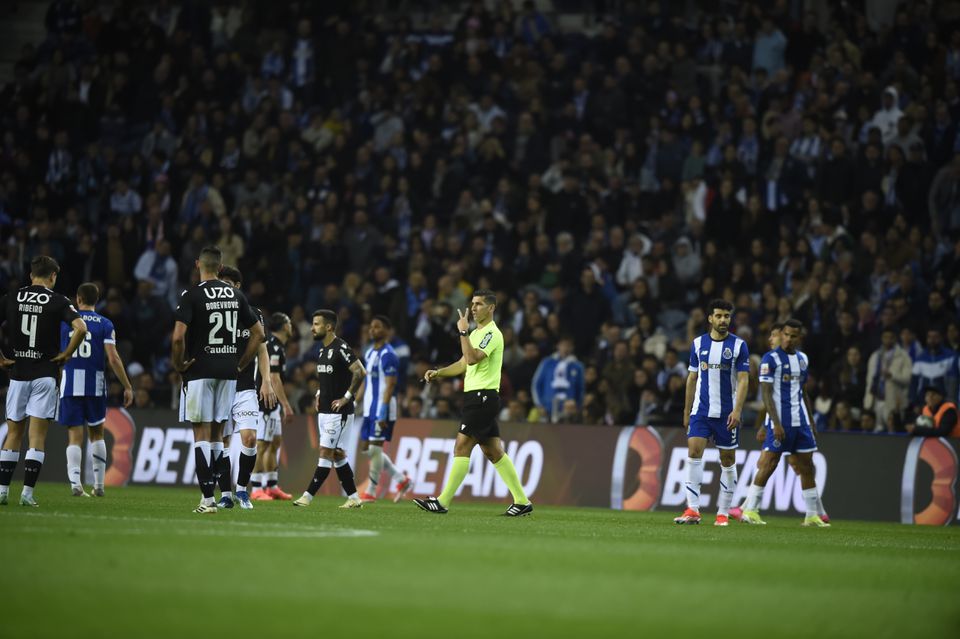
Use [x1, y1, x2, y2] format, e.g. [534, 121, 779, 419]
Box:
[760, 363, 770, 375]
[479, 332, 493, 349]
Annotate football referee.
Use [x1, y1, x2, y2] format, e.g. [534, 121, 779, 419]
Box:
[415, 289, 533, 516]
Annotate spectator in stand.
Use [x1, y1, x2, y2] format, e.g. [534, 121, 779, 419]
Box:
[532, 336, 584, 421]
[906, 383, 959, 438]
[864, 327, 914, 433]
[133, 239, 178, 309]
[909, 328, 958, 408]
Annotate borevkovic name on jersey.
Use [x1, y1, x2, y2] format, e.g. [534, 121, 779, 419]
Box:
[204, 345, 239, 354]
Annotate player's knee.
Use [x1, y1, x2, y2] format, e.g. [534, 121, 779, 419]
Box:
[240, 431, 256, 448]
[87, 426, 104, 442]
[718, 451, 736, 467]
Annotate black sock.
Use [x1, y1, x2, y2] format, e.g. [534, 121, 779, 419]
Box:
[307, 466, 331, 496]
[336, 463, 357, 496]
[0, 450, 18, 487]
[195, 448, 215, 499]
[237, 451, 256, 489]
[267, 477, 277, 488]
[23, 459, 42, 488]
[217, 453, 232, 493]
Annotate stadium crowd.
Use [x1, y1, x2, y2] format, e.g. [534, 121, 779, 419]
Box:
[2, 0, 960, 434]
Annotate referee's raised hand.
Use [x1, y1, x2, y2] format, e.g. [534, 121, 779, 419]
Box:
[456, 308, 470, 333]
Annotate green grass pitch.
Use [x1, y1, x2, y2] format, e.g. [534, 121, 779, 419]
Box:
[1, 484, 958, 638]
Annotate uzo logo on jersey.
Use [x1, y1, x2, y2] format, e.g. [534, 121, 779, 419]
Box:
[722, 347, 733, 359]
[202, 286, 236, 299]
[17, 291, 50, 304]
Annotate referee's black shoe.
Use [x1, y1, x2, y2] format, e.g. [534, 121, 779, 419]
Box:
[503, 503, 534, 517]
[413, 497, 448, 514]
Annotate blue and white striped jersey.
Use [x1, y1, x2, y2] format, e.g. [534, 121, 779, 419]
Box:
[362, 343, 399, 421]
[759, 348, 810, 428]
[688, 333, 750, 418]
[60, 310, 115, 398]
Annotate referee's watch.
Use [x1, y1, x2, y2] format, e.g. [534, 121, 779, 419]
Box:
[459, 329, 469, 336]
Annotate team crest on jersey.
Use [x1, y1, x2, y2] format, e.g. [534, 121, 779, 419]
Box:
[722, 347, 733, 359]
[773, 439, 781, 448]
[700, 361, 709, 371]
[799, 358, 807, 371]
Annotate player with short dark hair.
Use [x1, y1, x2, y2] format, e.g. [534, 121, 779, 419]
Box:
[292, 309, 367, 509]
[215, 267, 276, 510]
[729, 322, 829, 523]
[171, 246, 263, 514]
[740, 319, 829, 527]
[250, 312, 295, 501]
[0, 256, 87, 506]
[416, 289, 533, 516]
[675, 298, 750, 526]
[60, 282, 134, 497]
[356, 315, 413, 503]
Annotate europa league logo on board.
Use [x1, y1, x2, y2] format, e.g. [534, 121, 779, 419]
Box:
[900, 438, 958, 526]
[103, 408, 136, 486]
[610, 426, 663, 511]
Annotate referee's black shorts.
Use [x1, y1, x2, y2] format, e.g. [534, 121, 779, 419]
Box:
[458, 389, 500, 440]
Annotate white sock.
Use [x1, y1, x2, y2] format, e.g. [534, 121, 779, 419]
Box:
[685, 457, 703, 512]
[196, 441, 211, 465]
[66, 444, 82, 488]
[381, 451, 403, 483]
[266, 470, 278, 486]
[300, 492, 313, 503]
[744, 483, 764, 511]
[210, 441, 224, 465]
[91, 439, 107, 488]
[802, 487, 819, 517]
[717, 465, 737, 516]
[816, 492, 827, 517]
[22, 485, 33, 499]
[368, 447, 383, 494]
[250, 472, 263, 489]
[203, 496, 215, 506]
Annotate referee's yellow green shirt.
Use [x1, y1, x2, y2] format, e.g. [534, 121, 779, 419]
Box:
[463, 321, 503, 392]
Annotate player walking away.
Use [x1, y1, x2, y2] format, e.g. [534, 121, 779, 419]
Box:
[0, 256, 87, 506]
[675, 299, 750, 526]
[415, 290, 533, 516]
[60, 283, 134, 497]
[729, 322, 829, 523]
[215, 267, 276, 510]
[739, 319, 830, 527]
[250, 312, 295, 501]
[293, 310, 366, 509]
[356, 315, 413, 504]
[172, 246, 262, 514]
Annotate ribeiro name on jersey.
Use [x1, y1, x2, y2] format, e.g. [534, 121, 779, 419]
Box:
[174, 280, 257, 381]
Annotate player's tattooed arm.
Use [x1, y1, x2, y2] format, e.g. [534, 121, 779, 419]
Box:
[332, 359, 366, 412]
[761, 382, 785, 442]
[52, 317, 88, 364]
